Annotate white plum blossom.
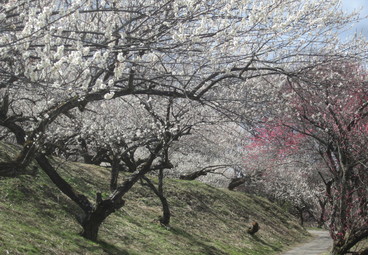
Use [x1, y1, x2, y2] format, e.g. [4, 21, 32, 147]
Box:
[103, 92, 115, 100]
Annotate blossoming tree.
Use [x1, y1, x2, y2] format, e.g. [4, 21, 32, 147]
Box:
[261, 62, 368, 254]
[242, 120, 327, 225]
[0, 0, 364, 242]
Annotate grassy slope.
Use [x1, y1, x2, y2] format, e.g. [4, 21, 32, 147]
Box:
[0, 142, 308, 255]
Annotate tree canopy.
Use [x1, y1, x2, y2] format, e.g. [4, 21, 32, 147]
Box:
[1, 0, 367, 251]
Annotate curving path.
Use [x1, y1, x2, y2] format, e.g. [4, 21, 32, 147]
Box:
[281, 230, 332, 255]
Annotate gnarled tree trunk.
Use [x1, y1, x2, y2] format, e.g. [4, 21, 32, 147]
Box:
[81, 196, 125, 241]
[142, 169, 171, 226]
[180, 169, 212, 180]
[180, 165, 230, 181]
[0, 161, 21, 177]
[228, 177, 246, 190]
[295, 206, 306, 226]
[330, 228, 368, 255]
[110, 156, 123, 191]
[36, 152, 158, 241]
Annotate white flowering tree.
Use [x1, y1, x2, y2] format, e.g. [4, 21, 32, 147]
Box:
[0, 0, 358, 167]
[37, 95, 193, 240]
[174, 122, 245, 184]
[0, 0, 363, 241]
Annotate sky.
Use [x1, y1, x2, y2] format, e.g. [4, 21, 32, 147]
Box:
[341, 0, 368, 39]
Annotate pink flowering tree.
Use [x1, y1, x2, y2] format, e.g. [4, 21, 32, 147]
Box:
[242, 121, 326, 226]
[256, 62, 368, 254]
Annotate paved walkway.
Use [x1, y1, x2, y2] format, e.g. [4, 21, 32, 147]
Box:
[281, 230, 332, 255]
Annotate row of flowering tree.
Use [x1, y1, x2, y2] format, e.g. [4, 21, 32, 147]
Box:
[0, 0, 366, 245]
[242, 126, 327, 226]
[287, 62, 368, 255]
[243, 62, 368, 254]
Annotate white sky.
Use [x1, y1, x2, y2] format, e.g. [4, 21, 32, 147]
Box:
[341, 0, 368, 39]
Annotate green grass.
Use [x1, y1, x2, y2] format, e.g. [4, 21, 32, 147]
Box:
[0, 141, 309, 254]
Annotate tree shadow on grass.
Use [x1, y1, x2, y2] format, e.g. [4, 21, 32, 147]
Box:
[249, 234, 282, 252]
[98, 240, 130, 255]
[49, 230, 131, 255]
[171, 227, 228, 255]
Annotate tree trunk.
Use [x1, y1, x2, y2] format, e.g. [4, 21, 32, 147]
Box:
[142, 171, 171, 226]
[359, 248, 368, 255]
[110, 157, 122, 191]
[81, 219, 101, 242]
[295, 206, 305, 226]
[37, 153, 148, 242]
[228, 177, 246, 190]
[159, 195, 171, 226]
[40, 142, 163, 241]
[330, 228, 368, 255]
[82, 143, 165, 240]
[157, 169, 170, 225]
[180, 165, 230, 181]
[81, 197, 125, 242]
[36, 155, 123, 242]
[3, 122, 26, 145]
[180, 169, 211, 180]
[331, 242, 349, 255]
[0, 161, 20, 177]
[317, 198, 327, 228]
[0, 94, 26, 145]
[0, 160, 36, 177]
[35, 154, 111, 241]
[300, 212, 304, 227]
[35, 155, 94, 214]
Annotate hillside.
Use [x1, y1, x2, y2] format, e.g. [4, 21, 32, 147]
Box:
[0, 141, 308, 255]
